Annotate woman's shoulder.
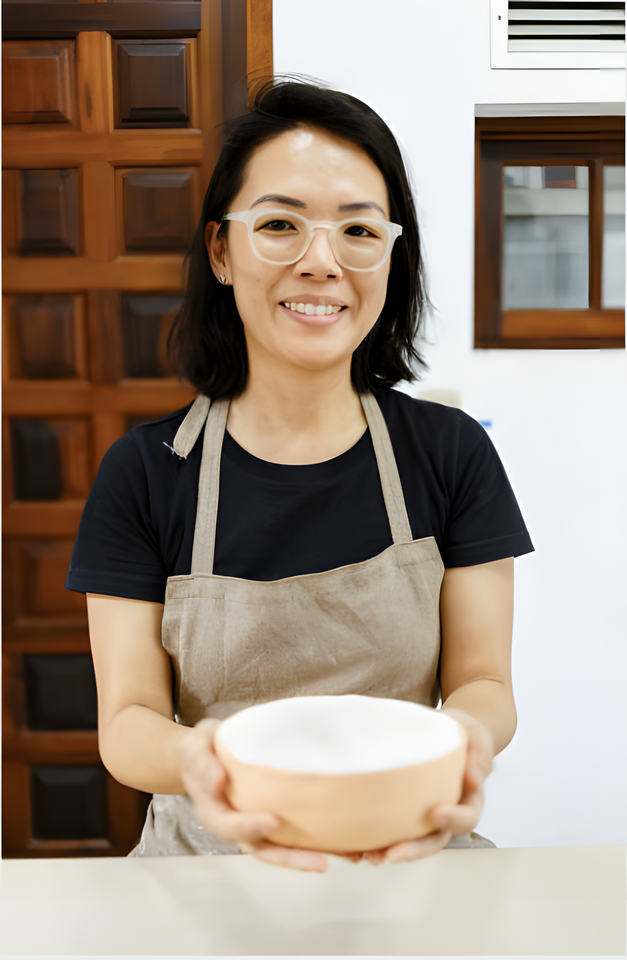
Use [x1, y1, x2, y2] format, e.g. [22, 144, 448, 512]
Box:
[102, 403, 196, 470]
[125, 404, 195, 449]
[376, 388, 487, 453]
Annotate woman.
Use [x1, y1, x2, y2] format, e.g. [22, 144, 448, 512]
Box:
[67, 81, 533, 872]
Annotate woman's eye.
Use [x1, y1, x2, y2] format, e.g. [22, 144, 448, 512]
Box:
[258, 219, 297, 232]
[344, 224, 378, 238]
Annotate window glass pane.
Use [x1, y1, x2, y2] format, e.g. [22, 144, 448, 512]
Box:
[502, 166, 589, 310]
[602, 166, 625, 309]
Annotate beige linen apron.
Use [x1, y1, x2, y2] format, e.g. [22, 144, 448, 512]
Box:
[130, 392, 493, 856]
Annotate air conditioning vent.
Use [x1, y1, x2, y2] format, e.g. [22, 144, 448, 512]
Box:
[508, 1, 625, 52]
[491, 0, 626, 67]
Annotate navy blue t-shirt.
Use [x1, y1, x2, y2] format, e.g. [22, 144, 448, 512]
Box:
[66, 389, 534, 602]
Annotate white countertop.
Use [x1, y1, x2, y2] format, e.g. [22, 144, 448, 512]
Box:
[0, 845, 625, 956]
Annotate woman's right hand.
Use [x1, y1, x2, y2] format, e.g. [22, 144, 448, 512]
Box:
[178, 718, 329, 872]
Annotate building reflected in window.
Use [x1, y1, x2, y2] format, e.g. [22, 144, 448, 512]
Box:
[502, 166, 589, 310]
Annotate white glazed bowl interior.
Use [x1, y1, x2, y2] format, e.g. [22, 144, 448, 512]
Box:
[217, 694, 462, 772]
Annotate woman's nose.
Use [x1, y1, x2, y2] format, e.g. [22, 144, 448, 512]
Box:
[294, 228, 342, 280]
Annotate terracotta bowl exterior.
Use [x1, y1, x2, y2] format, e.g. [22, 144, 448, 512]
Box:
[214, 718, 468, 853]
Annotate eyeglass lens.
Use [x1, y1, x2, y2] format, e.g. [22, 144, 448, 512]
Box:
[250, 212, 391, 269]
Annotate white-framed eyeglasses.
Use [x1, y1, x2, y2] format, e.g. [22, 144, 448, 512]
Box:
[222, 208, 403, 272]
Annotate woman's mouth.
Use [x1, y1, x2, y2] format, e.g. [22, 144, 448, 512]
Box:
[279, 301, 347, 325]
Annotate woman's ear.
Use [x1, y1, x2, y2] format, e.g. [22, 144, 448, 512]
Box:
[205, 222, 231, 285]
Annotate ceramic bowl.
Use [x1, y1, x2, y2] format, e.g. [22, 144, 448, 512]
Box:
[214, 695, 467, 853]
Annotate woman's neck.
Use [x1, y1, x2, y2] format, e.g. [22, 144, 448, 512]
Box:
[227, 361, 368, 465]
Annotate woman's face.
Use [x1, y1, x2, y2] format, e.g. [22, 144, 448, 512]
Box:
[206, 127, 393, 378]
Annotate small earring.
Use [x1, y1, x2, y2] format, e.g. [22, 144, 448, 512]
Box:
[219, 274, 226, 284]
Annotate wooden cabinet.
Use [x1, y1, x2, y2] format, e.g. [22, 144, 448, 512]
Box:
[2, 0, 273, 859]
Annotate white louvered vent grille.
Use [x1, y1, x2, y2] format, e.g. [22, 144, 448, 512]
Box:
[508, 1, 626, 52]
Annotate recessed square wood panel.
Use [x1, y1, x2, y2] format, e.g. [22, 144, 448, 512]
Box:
[11, 419, 62, 500]
[24, 654, 97, 730]
[121, 292, 182, 377]
[31, 765, 106, 840]
[4, 539, 87, 623]
[120, 167, 196, 253]
[7, 295, 87, 380]
[10, 416, 91, 501]
[3, 169, 22, 257]
[20, 169, 80, 257]
[115, 39, 191, 128]
[2, 40, 76, 125]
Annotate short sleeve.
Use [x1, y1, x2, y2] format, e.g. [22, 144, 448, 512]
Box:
[65, 433, 168, 602]
[442, 415, 534, 568]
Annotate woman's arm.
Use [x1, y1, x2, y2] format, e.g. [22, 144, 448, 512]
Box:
[439, 555, 517, 755]
[87, 594, 324, 869]
[365, 556, 516, 864]
[86, 594, 187, 793]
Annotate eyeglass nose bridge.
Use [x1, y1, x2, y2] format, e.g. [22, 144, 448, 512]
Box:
[298, 221, 343, 266]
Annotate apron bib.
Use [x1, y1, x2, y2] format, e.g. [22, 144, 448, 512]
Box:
[131, 392, 446, 856]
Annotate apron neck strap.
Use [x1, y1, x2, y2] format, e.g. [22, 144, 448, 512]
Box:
[360, 392, 413, 546]
[191, 397, 229, 577]
[178, 391, 413, 576]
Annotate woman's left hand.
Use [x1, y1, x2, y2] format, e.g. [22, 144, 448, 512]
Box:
[362, 707, 495, 865]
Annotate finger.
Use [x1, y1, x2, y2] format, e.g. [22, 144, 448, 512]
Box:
[238, 840, 328, 873]
[383, 829, 453, 864]
[197, 804, 282, 845]
[428, 792, 483, 836]
[183, 755, 282, 843]
[464, 753, 491, 790]
[363, 848, 388, 866]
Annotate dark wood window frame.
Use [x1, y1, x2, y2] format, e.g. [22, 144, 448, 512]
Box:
[475, 115, 625, 349]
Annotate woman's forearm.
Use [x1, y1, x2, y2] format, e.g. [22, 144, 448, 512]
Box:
[98, 705, 190, 794]
[442, 678, 517, 756]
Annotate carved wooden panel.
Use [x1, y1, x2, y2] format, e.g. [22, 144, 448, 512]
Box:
[121, 168, 195, 252]
[2, 40, 75, 125]
[11, 420, 62, 500]
[2, 169, 22, 257]
[10, 416, 91, 501]
[87, 290, 124, 383]
[3, 539, 87, 626]
[31, 765, 106, 840]
[115, 40, 189, 128]
[9, 295, 86, 380]
[121, 292, 182, 377]
[2, 760, 151, 857]
[20, 169, 80, 256]
[24, 654, 97, 731]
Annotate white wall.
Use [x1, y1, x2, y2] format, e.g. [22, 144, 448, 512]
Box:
[274, 0, 627, 848]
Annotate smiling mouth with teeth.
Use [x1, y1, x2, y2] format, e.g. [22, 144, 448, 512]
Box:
[280, 302, 345, 316]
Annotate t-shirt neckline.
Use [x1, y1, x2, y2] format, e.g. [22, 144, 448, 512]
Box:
[221, 427, 373, 481]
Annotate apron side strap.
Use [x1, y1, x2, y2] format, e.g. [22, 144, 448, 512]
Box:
[191, 397, 230, 575]
[361, 392, 413, 545]
[173, 395, 211, 459]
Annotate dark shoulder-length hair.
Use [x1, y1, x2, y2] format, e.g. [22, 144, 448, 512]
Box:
[170, 79, 429, 397]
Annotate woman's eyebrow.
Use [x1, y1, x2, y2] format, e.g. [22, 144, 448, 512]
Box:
[339, 201, 386, 216]
[249, 196, 387, 217]
[251, 194, 307, 208]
